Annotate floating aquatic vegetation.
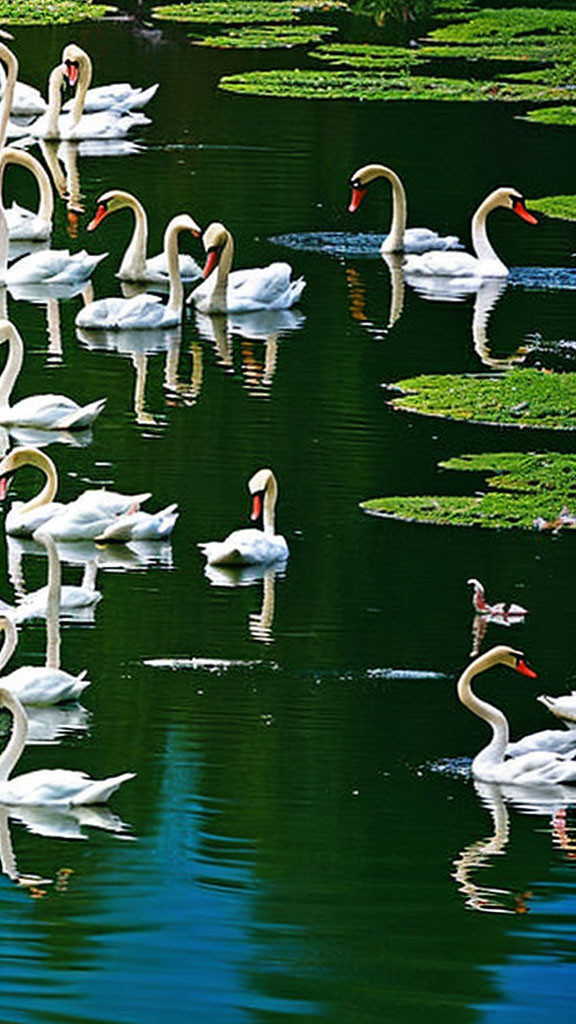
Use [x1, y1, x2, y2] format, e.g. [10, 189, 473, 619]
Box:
[522, 105, 576, 126]
[361, 452, 576, 531]
[427, 7, 576, 45]
[312, 42, 425, 70]
[388, 368, 576, 430]
[528, 195, 576, 222]
[153, 0, 347, 24]
[219, 67, 573, 102]
[190, 23, 338, 48]
[0, 0, 112, 21]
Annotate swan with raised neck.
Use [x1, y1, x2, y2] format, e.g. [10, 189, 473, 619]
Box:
[199, 468, 289, 566]
[0, 147, 53, 242]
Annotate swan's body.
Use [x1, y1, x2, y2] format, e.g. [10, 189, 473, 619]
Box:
[95, 503, 179, 543]
[190, 223, 305, 314]
[0, 687, 134, 805]
[458, 646, 576, 784]
[467, 578, 528, 619]
[348, 163, 462, 254]
[0, 148, 53, 241]
[6, 248, 106, 285]
[76, 214, 202, 330]
[0, 446, 151, 540]
[0, 320, 106, 431]
[62, 43, 158, 112]
[403, 188, 537, 279]
[87, 190, 201, 284]
[7, 66, 149, 142]
[0, 616, 89, 704]
[200, 468, 289, 566]
[538, 693, 576, 726]
[0, 63, 46, 117]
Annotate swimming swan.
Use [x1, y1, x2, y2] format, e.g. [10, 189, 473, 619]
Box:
[87, 189, 201, 284]
[189, 223, 305, 314]
[0, 686, 134, 805]
[62, 43, 158, 113]
[0, 614, 89, 705]
[76, 214, 202, 329]
[199, 468, 289, 566]
[458, 646, 576, 783]
[403, 188, 537, 279]
[348, 163, 462, 254]
[0, 148, 53, 241]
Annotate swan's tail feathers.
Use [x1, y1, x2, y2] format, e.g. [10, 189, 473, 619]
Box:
[131, 83, 159, 109]
[289, 276, 306, 306]
[538, 693, 576, 725]
[70, 772, 136, 805]
[55, 397, 107, 431]
[443, 235, 464, 251]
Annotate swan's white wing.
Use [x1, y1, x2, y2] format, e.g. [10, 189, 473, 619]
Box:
[0, 769, 134, 805]
[0, 667, 90, 704]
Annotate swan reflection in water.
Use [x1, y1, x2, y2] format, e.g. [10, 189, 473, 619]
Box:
[345, 253, 405, 339]
[195, 307, 305, 397]
[8, 280, 96, 365]
[453, 780, 576, 914]
[204, 562, 285, 644]
[8, 532, 101, 626]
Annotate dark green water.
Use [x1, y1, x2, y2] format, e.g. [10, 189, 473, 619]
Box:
[0, 14, 576, 1024]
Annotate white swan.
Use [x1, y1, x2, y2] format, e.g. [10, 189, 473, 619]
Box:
[0, 61, 46, 117]
[538, 693, 576, 727]
[0, 148, 53, 241]
[189, 223, 305, 314]
[95, 503, 179, 543]
[0, 615, 88, 705]
[403, 188, 538, 279]
[458, 646, 576, 783]
[0, 687, 134, 805]
[62, 43, 158, 112]
[348, 163, 462, 254]
[76, 214, 202, 329]
[7, 65, 150, 141]
[199, 468, 289, 566]
[467, 578, 528, 620]
[87, 190, 202, 284]
[0, 320, 105, 431]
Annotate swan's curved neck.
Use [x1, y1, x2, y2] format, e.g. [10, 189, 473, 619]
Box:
[118, 195, 148, 280]
[0, 619, 17, 673]
[9, 449, 59, 514]
[377, 167, 407, 253]
[0, 322, 23, 410]
[210, 231, 234, 311]
[262, 475, 278, 535]
[44, 67, 65, 139]
[0, 149, 54, 227]
[471, 194, 503, 266]
[457, 652, 509, 772]
[0, 45, 17, 151]
[40, 533, 61, 671]
[0, 689, 27, 782]
[164, 219, 189, 317]
[69, 54, 92, 126]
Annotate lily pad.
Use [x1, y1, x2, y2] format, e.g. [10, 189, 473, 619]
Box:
[361, 452, 576, 531]
[153, 0, 347, 24]
[528, 195, 576, 221]
[522, 105, 576, 126]
[427, 7, 576, 45]
[190, 23, 338, 48]
[388, 368, 576, 430]
[0, 0, 112, 21]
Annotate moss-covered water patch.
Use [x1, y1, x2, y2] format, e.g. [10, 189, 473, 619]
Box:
[153, 1, 347, 24]
[427, 7, 576, 45]
[312, 43, 424, 69]
[0, 0, 112, 21]
[219, 68, 573, 101]
[388, 368, 576, 430]
[190, 23, 338, 48]
[528, 195, 576, 221]
[522, 105, 576, 126]
[361, 452, 576, 530]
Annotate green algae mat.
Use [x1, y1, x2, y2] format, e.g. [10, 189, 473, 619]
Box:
[387, 369, 576, 431]
[361, 452, 576, 531]
[189, 24, 338, 48]
[152, 1, 347, 24]
[529, 195, 576, 221]
[0, 0, 112, 21]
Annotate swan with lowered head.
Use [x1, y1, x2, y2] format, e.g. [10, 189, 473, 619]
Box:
[348, 163, 462, 254]
[467, 578, 528, 620]
[76, 213, 202, 329]
[0, 320, 105, 431]
[199, 468, 289, 566]
[403, 188, 537, 279]
[62, 43, 158, 113]
[189, 223, 305, 314]
[87, 189, 202, 285]
[0, 445, 170, 542]
[458, 646, 576, 782]
[538, 693, 576, 727]
[0, 614, 89, 705]
[0, 686, 134, 805]
[7, 65, 150, 142]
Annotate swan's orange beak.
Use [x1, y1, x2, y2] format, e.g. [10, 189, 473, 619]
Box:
[516, 655, 538, 678]
[512, 198, 538, 225]
[0, 475, 10, 501]
[202, 248, 219, 280]
[87, 204, 108, 232]
[251, 493, 262, 523]
[65, 61, 79, 88]
[348, 186, 367, 214]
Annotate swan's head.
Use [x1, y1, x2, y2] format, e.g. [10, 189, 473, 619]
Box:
[467, 578, 483, 591]
[61, 43, 89, 89]
[0, 446, 52, 501]
[88, 190, 136, 231]
[201, 222, 231, 279]
[348, 164, 390, 213]
[248, 468, 276, 524]
[489, 188, 538, 225]
[481, 645, 538, 679]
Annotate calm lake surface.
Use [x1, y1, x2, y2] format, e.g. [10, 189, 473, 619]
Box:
[1, 11, 576, 1024]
